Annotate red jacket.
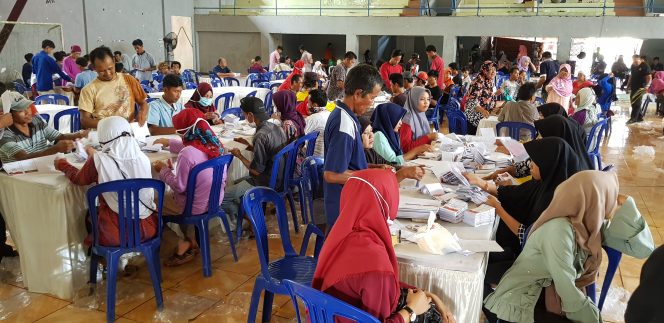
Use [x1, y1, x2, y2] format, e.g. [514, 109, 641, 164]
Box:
[398, 123, 431, 153]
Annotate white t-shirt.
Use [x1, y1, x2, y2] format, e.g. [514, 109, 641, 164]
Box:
[304, 110, 331, 158]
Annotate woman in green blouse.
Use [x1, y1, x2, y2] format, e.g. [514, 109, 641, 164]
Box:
[370, 103, 431, 165]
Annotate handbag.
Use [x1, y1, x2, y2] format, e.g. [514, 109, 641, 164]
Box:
[395, 288, 443, 323]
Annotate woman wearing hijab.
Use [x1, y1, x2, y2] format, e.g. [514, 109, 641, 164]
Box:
[312, 61, 328, 84]
[465, 61, 497, 135]
[313, 169, 455, 323]
[537, 102, 568, 118]
[399, 86, 438, 153]
[55, 116, 158, 247]
[484, 170, 620, 323]
[272, 90, 305, 142]
[185, 82, 221, 125]
[277, 60, 305, 92]
[545, 64, 574, 115]
[572, 71, 594, 95]
[516, 45, 528, 62]
[152, 109, 226, 266]
[359, 117, 393, 166]
[571, 87, 600, 135]
[371, 103, 430, 166]
[649, 71, 664, 116]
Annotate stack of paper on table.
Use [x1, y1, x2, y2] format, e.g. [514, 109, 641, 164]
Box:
[438, 198, 469, 223]
[463, 204, 496, 227]
[499, 137, 529, 162]
[455, 186, 489, 205]
[398, 196, 441, 219]
[2, 154, 58, 174]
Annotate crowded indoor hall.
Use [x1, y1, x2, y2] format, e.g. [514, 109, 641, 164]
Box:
[0, 0, 663, 322]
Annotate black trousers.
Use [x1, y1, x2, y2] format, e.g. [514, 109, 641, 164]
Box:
[629, 89, 646, 121]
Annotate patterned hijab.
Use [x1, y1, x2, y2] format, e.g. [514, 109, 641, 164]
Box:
[402, 86, 431, 139]
[173, 108, 223, 159]
[273, 90, 305, 136]
[467, 61, 496, 111]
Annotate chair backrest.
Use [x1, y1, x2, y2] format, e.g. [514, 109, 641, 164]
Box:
[295, 131, 320, 159]
[141, 84, 153, 94]
[157, 82, 164, 92]
[224, 77, 240, 86]
[34, 94, 70, 105]
[184, 82, 197, 90]
[270, 83, 281, 93]
[264, 91, 274, 115]
[586, 118, 609, 155]
[13, 81, 28, 94]
[54, 108, 81, 133]
[246, 90, 258, 98]
[446, 109, 468, 135]
[210, 78, 224, 88]
[283, 280, 380, 323]
[445, 97, 461, 111]
[535, 97, 545, 105]
[428, 95, 445, 121]
[181, 155, 233, 217]
[214, 92, 235, 112]
[276, 71, 290, 80]
[140, 80, 151, 86]
[242, 187, 299, 280]
[256, 81, 271, 89]
[269, 141, 297, 190]
[183, 69, 198, 83]
[495, 122, 537, 141]
[301, 156, 324, 224]
[39, 114, 50, 124]
[449, 85, 461, 99]
[86, 178, 165, 248]
[220, 107, 244, 120]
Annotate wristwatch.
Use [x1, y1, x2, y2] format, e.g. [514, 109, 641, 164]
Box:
[403, 306, 417, 323]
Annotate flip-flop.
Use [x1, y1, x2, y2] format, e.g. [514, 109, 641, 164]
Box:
[164, 248, 196, 267]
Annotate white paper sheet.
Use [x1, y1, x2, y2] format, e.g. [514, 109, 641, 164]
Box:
[458, 239, 504, 253]
[130, 122, 151, 143]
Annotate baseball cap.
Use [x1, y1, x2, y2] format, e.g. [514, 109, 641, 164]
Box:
[70, 45, 82, 53]
[416, 72, 429, 82]
[240, 96, 269, 121]
[0, 91, 33, 113]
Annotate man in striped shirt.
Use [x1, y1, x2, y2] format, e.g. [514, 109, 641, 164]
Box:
[131, 39, 156, 82]
[0, 93, 88, 164]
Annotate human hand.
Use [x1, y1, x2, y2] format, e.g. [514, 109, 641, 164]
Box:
[0, 114, 13, 128]
[137, 113, 147, 126]
[428, 132, 439, 141]
[55, 140, 75, 153]
[495, 145, 510, 155]
[153, 138, 170, 147]
[425, 292, 456, 323]
[230, 148, 242, 157]
[234, 137, 250, 146]
[205, 112, 219, 121]
[486, 194, 501, 208]
[396, 166, 425, 182]
[84, 145, 96, 157]
[482, 171, 499, 181]
[463, 172, 484, 187]
[152, 161, 168, 173]
[417, 144, 433, 155]
[78, 129, 90, 139]
[406, 289, 431, 315]
[481, 109, 490, 118]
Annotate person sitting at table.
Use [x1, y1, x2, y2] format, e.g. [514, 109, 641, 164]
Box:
[248, 56, 267, 74]
[573, 71, 594, 95]
[389, 73, 407, 107]
[74, 57, 96, 95]
[212, 57, 235, 79]
[273, 56, 292, 73]
[55, 116, 157, 247]
[497, 82, 540, 141]
[465, 61, 498, 135]
[272, 90, 305, 142]
[152, 109, 227, 266]
[484, 170, 619, 323]
[371, 103, 431, 166]
[498, 67, 521, 102]
[537, 102, 568, 118]
[296, 73, 336, 117]
[425, 70, 443, 110]
[570, 87, 600, 135]
[399, 86, 437, 154]
[303, 89, 330, 158]
[545, 64, 574, 115]
[79, 46, 149, 129]
[147, 74, 185, 135]
[313, 169, 456, 323]
[359, 117, 394, 166]
[277, 60, 305, 92]
[222, 97, 287, 224]
[0, 94, 88, 164]
[184, 82, 221, 125]
[0, 86, 19, 261]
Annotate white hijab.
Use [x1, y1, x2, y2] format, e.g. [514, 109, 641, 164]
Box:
[575, 87, 599, 126]
[313, 61, 327, 78]
[93, 117, 155, 218]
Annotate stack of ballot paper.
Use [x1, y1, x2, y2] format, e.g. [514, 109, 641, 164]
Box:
[499, 138, 529, 162]
[440, 164, 469, 186]
[463, 204, 496, 227]
[420, 183, 447, 196]
[455, 186, 489, 204]
[438, 198, 469, 223]
[398, 196, 441, 219]
[223, 114, 240, 124]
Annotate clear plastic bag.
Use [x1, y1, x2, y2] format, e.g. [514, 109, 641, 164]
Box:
[600, 287, 630, 322]
[632, 146, 656, 159]
[0, 291, 31, 320]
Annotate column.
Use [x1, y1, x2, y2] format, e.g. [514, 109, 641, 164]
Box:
[556, 35, 573, 62]
[346, 34, 359, 58]
[442, 34, 457, 65]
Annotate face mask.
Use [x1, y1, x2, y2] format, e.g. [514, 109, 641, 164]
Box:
[176, 118, 210, 136]
[347, 176, 391, 225]
[199, 97, 213, 106]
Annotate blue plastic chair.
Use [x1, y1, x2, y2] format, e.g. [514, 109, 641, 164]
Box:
[184, 82, 197, 90]
[34, 94, 70, 105]
[156, 83, 164, 92]
[210, 78, 223, 88]
[597, 77, 614, 113]
[640, 94, 653, 116]
[162, 155, 238, 277]
[256, 81, 271, 89]
[214, 92, 235, 112]
[236, 142, 300, 242]
[276, 71, 290, 80]
[220, 107, 244, 121]
[586, 246, 623, 311]
[246, 90, 258, 98]
[283, 280, 380, 323]
[495, 122, 537, 141]
[299, 156, 326, 258]
[13, 81, 28, 95]
[535, 97, 545, 105]
[446, 109, 468, 135]
[86, 179, 165, 323]
[39, 114, 50, 124]
[141, 84, 153, 94]
[270, 82, 281, 93]
[586, 118, 609, 170]
[246, 73, 264, 86]
[264, 91, 274, 115]
[426, 96, 445, 131]
[153, 73, 164, 83]
[183, 69, 199, 84]
[290, 132, 320, 225]
[224, 77, 240, 86]
[449, 85, 461, 99]
[140, 80, 151, 87]
[54, 108, 81, 133]
[242, 187, 321, 323]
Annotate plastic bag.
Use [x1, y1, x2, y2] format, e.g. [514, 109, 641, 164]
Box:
[600, 287, 630, 322]
[632, 146, 656, 159]
[413, 223, 463, 255]
[0, 291, 31, 320]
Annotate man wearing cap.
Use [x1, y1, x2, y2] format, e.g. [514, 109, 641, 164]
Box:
[415, 71, 428, 87]
[62, 45, 83, 82]
[32, 39, 73, 95]
[222, 96, 288, 221]
[0, 92, 88, 164]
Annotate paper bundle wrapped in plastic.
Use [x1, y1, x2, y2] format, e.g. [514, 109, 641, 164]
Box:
[438, 198, 468, 223]
[405, 212, 463, 255]
[463, 204, 496, 227]
[223, 113, 240, 124]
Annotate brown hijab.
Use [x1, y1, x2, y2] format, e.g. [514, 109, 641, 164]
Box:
[529, 170, 619, 287]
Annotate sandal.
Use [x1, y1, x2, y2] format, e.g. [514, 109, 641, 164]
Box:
[164, 248, 196, 267]
[185, 238, 200, 255]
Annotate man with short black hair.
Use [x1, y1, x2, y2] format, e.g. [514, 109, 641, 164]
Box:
[380, 49, 404, 91]
[651, 57, 664, 71]
[74, 57, 96, 93]
[32, 39, 72, 95]
[290, 74, 304, 93]
[248, 56, 267, 74]
[538, 51, 560, 100]
[402, 71, 415, 90]
[426, 70, 443, 109]
[147, 74, 185, 135]
[326, 51, 357, 101]
[131, 39, 156, 82]
[79, 46, 148, 129]
[426, 45, 445, 90]
[273, 56, 292, 73]
[626, 54, 652, 124]
[389, 73, 407, 107]
[170, 61, 182, 76]
[269, 46, 283, 71]
[114, 50, 131, 73]
[304, 89, 330, 158]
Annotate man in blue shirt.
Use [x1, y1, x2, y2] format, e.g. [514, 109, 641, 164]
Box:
[538, 52, 559, 101]
[323, 64, 424, 229]
[31, 39, 72, 95]
[74, 57, 97, 94]
[147, 74, 185, 135]
[212, 57, 235, 79]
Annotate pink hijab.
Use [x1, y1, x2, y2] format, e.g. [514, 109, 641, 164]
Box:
[649, 71, 664, 94]
[517, 45, 528, 61]
[549, 64, 573, 97]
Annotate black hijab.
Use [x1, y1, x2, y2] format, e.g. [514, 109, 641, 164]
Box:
[537, 102, 568, 118]
[534, 114, 594, 170]
[495, 137, 585, 253]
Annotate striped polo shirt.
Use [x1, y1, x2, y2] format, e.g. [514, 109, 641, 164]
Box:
[0, 117, 62, 164]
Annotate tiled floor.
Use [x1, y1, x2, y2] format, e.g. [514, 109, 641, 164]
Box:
[0, 97, 662, 322]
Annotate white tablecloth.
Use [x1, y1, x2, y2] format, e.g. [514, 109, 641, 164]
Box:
[148, 87, 270, 110]
[394, 168, 498, 323]
[477, 116, 500, 135]
[35, 104, 74, 134]
[0, 124, 254, 299]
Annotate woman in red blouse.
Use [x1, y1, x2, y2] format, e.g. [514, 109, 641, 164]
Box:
[572, 71, 594, 95]
[399, 86, 438, 153]
[312, 169, 455, 323]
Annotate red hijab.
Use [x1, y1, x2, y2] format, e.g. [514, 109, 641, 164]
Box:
[312, 169, 400, 306]
[185, 82, 216, 113]
[173, 108, 223, 159]
[278, 60, 305, 92]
